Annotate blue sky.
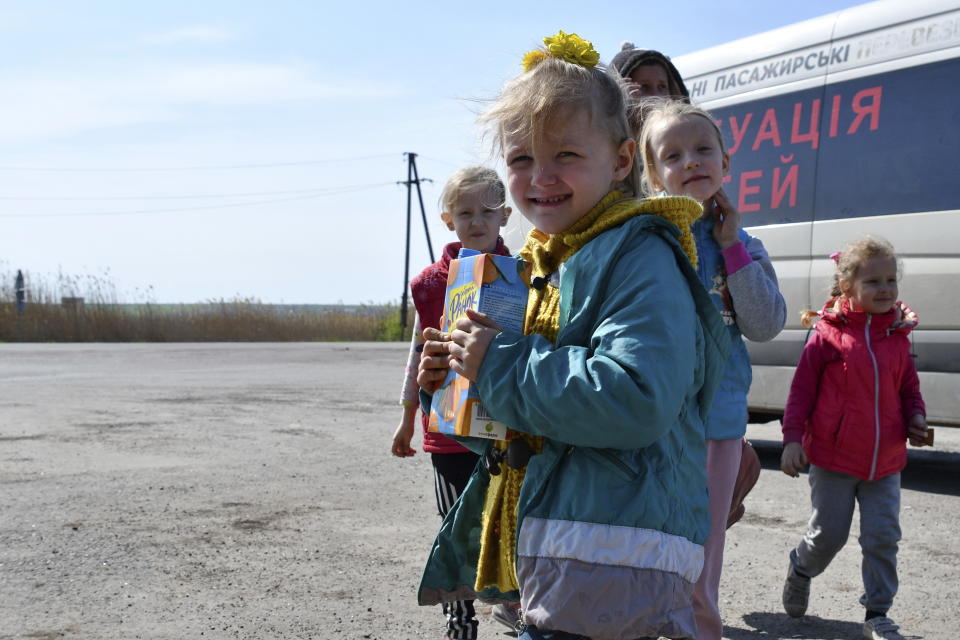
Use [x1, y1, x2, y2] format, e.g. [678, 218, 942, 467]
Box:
[1, 0, 870, 304]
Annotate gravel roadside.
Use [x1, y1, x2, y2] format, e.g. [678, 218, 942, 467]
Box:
[0, 343, 956, 639]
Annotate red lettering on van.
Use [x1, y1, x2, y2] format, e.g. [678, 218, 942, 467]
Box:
[752, 109, 782, 150]
[772, 164, 799, 209]
[791, 99, 821, 149]
[738, 171, 763, 212]
[727, 113, 753, 155]
[848, 86, 883, 134]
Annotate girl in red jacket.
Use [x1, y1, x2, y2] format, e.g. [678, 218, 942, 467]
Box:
[779, 236, 931, 640]
[391, 165, 511, 640]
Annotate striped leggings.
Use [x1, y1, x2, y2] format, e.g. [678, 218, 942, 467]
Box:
[431, 452, 480, 640]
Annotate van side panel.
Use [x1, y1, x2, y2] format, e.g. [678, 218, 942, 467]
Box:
[814, 57, 960, 221]
[687, 31, 960, 425]
[709, 57, 960, 228]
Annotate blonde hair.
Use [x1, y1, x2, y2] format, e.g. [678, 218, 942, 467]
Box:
[439, 165, 506, 213]
[637, 100, 726, 197]
[478, 55, 641, 197]
[800, 235, 899, 327]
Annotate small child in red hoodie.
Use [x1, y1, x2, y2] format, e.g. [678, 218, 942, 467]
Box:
[391, 165, 510, 640]
[780, 236, 931, 640]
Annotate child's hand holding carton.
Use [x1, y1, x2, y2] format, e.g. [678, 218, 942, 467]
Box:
[428, 249, 529, 440]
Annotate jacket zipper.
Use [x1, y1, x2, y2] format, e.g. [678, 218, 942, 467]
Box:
[581, 447, 639, 481]
[865, 314, 881, 481]
[513, 445, 575, 574]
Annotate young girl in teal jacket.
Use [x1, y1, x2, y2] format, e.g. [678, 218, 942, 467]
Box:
[416, 31, 730, 640]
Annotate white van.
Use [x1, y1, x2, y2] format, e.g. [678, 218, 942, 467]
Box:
[673, 0, 960, 426]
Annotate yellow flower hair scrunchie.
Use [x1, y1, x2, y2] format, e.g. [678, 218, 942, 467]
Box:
[522, 30, 600, 72]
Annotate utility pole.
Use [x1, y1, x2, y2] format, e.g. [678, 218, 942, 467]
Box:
[15, 270, 25, 313]
[15, 270, 25, 341]
[398, 152, 434, 332]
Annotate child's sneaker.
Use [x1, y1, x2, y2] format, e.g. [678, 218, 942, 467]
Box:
[863, 616, 906, 640]
[491, 602, 521, 631]
[781, 563, 810, 617]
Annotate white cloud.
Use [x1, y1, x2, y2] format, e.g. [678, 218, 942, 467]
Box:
[152, 63, 400, 103]
[0, 64, 403, 142]
[0, 6, 59, 32]
[139, 26, 234, 46]
[0, 79, 175, 141]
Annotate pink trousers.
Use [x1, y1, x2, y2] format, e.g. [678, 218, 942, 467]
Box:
[693, 438, 743, 640]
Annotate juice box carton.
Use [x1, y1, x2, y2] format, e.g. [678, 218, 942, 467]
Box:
[428, 249, 529, 440]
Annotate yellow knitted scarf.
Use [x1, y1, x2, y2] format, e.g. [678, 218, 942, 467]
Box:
[473, 190, 701, 594]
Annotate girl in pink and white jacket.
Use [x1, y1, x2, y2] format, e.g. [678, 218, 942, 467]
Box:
[779, 236, 931, 640]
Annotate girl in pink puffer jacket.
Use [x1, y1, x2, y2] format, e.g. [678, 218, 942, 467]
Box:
[779, 236, 931, 640]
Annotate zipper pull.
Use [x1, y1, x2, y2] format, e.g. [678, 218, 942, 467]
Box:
[484, 446, 505, 476]
[514, 608, 526, 634]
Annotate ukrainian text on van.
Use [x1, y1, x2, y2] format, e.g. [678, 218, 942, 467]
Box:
[674, 0, 960, 426]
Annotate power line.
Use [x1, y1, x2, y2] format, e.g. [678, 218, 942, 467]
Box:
[0, 182, 396, 218]
[0, 184, 382, 201]
[398, 152, 435, 331]
[0, 153, 402, 173]
[415, 155, 466, 170]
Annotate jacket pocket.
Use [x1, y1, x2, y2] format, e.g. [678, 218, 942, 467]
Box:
[810, 401, 844, 446]
[833, 412, 872, 462]
[830, 412, 847, 445]
[579, 447, 639, 482]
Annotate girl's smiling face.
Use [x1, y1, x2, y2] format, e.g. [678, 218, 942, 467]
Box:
[440, 183, 509, 253]
[841, 256, 899, 314]
[648, 113, 729, 203]
[504, 110, 635, 235]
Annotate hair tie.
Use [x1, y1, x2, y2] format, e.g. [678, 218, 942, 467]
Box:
[522, 30, 600, 72]
[829, 251, 842, 264]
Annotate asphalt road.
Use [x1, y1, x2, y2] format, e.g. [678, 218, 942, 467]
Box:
[0, 343, 957, 639]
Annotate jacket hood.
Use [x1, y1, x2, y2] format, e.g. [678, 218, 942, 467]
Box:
[816, 297, 919, 337]
[440, 236, 509, 266]
[609, 43, 690, 100]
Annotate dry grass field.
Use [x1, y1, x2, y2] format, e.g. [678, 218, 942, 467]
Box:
[0, 268, 412, 342]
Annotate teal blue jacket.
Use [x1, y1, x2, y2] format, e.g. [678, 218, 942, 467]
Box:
[418, 214, 730, 640]
[692, 216, 786, 440]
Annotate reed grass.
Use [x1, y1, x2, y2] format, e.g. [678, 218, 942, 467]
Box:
[0, 268, 413, 342]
